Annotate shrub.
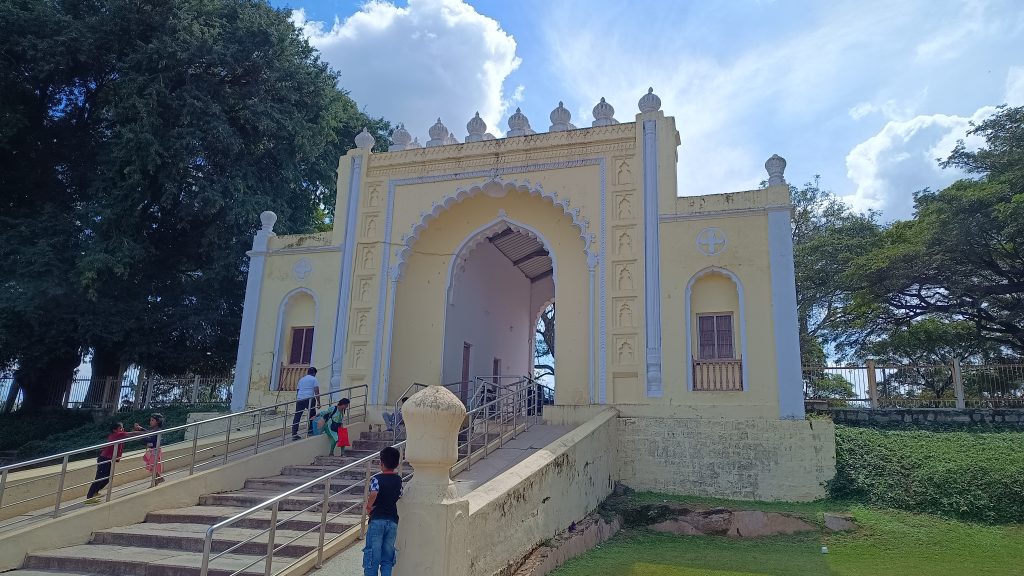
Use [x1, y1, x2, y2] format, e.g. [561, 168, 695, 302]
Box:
[829, 425, 1024, 523]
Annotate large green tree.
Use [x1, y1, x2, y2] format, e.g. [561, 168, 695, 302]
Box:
[0, 0, 389, 409]
[851, 106, 1024, 357]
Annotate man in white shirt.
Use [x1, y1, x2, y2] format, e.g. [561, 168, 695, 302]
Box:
[292, 367, 321, 440]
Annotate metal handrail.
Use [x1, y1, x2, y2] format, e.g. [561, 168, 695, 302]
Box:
[200, 377, 541, 576]
[0, 384, 369, 524]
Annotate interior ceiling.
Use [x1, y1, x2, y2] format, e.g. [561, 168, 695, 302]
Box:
[487, 227, 552, 283]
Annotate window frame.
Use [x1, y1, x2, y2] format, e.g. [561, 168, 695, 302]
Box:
[695, 312, 736, 361]
[288, 326, 315, 365]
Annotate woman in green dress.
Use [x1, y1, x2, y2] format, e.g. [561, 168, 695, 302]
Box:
[318, 398, 351, 456]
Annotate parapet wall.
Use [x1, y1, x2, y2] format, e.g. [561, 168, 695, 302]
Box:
[829, 407, 1024, 428]
[616, 417, 835, 501]
[464, 409, 617, 576]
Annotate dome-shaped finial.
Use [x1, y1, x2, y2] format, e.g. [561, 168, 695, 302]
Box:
[409, 136, 422, 148]
[549, 101, 574, 132]
[638, 87, 662, 113]
[443, 133, 459, 145]
[389, 123, 412, 151]
[466, 112, 488, 142]
[259, 210, 278, 233]
[354, 127, 375, 149]
[592, 97, 618, 127]
[507, 107, 534, 137]
[765, 154, 787, 186]
[426, 118, 450, 147]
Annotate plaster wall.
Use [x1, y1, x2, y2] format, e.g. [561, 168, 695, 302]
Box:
[463, 409, 617, 576]
[442, 241, 532, 384]
[616, 417, 835, 501]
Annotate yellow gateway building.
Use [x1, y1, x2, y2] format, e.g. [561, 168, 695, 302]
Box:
[231, 88, 834, 501]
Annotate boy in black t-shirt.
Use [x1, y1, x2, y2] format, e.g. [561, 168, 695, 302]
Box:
[362, 446, 402, 576]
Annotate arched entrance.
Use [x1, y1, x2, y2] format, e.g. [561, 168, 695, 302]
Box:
[386, 181, 593, 407]
[440, 219, 555, 404]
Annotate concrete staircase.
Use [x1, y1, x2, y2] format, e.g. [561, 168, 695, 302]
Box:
[7, 432, 396, 576]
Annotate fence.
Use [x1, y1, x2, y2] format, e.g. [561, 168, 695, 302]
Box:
[0, 372, 233, 414]
[803, 361, 1024, 409]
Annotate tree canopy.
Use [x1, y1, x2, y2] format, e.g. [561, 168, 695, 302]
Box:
[0, 0, 389, 408]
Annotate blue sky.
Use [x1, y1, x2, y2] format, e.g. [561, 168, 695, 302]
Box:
[271, 0, 1024, 220]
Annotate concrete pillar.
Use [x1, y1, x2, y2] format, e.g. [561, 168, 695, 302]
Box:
[394, 386, 470, 576]
[231, 211, 276, 411]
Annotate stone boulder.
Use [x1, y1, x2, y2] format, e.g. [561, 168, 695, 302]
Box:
[823, 513, 857, 532]
[648, 507, 816, 538]
[725, 510, 816, 538]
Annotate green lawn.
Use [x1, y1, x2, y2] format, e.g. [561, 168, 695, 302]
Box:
[551, 495, 1024, 576]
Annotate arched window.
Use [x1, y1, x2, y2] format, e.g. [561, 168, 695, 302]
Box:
[685, 268, 747, 392]
[273, 288, 318, 391]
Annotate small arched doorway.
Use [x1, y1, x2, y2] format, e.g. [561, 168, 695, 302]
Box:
[441, 220, 555, 405]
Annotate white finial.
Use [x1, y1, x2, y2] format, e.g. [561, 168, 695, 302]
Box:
[765, 154, 787, 186]
[259, 211, 277, 233]
[389, 123, 412, 151]
[466, 112, 487, 143]
[638, 87, 662, 113]
[354, 127, 375, 149]
[426, 118, 449, 147]
[410, 137, 422, 148]
[592, 97, 618, 127]
[507, 107, 534, 137]
[443, 133, 459, 145]
[549, 101, 574, 132]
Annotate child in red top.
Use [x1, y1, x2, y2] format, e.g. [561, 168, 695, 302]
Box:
[84, 422, 148, 504]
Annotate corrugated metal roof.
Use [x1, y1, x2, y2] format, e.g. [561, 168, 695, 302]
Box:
[487, 227, 552, 282]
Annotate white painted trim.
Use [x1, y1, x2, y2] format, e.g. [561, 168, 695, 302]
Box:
[587, 261, 597, 403]
[768, 209, 805, 419]
[598, 161, 607, 403]
[684, 267, 749, 392]
[642, 119, 663, 397]
[329, 154, 364, 396]
[231, 228, 274, 411]
[269, 287, 321, 391]
[370, 179, 396, 403]
[379, 273, 399, 403]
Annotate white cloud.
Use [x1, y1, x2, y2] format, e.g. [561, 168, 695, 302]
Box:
[915, 0, 991, 61]
[842, 108, 994, 216]
[291, 0, 520, 140]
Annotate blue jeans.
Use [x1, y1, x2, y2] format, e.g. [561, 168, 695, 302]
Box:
[362, 518, 398, 576]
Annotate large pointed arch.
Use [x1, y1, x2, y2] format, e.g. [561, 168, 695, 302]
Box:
[393, 178, 595, 281]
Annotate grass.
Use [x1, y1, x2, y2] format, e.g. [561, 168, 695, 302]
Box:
[551, 493, 1024, 576]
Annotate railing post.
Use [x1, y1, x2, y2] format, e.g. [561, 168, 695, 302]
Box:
[359, 457, 372, 539]
[265, 501, 279, 576]
[105, 446, 118, 502]
[200, 529, 214, 576]
[254, 410, 264, 455]
[953, 359, 965, 409]
[223, 415, 233, 465]
[150, 432, 162, 487]
[0, 468, 8, 508]
[866, 360, 878, 409]
[189, 430, 200, 475]
[316, 477, 330, 568]
[52, 455, 69, 518]
[191, 375, 201, 405]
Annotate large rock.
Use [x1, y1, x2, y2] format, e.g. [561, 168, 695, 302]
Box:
[649, 519, 702, 536]
[823, 513, 857, 532]
[724, 510, 815, 538]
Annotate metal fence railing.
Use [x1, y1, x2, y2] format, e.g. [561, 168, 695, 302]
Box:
[0, 386, 368, 531]
[199, 377, 549, 576]
[803, 361, 1024, 409]
[0, 371, 234, 414]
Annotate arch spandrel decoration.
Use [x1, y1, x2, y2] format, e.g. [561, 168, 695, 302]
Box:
[394, 178, 596, 281]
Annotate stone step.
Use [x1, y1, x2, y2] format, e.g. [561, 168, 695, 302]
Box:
[145, 506, 360, 533]
[350, 439, 393, 451]
[3, 570, 96, 576]
[278, 465, 372, 479]
[23, 544, 292, 576]
[244, 475, 370, 494]
[310, 452, 377, 466]
[199, 490, 363, 513]
[90, 522, 348, 557]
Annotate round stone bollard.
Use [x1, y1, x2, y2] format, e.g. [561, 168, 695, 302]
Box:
[393, 385, 470, 576]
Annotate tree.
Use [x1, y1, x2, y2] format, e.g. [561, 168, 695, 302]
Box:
[789, 178, 884, 366]
[851, 106, 1024, 357]
[0, 0, 390, 409]
[534, 304, 554, 380]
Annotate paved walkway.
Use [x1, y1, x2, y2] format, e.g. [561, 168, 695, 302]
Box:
[313, 424, 571, 576]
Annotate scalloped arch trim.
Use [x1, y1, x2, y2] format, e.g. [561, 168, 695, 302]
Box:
[394, 178, 594, 280]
